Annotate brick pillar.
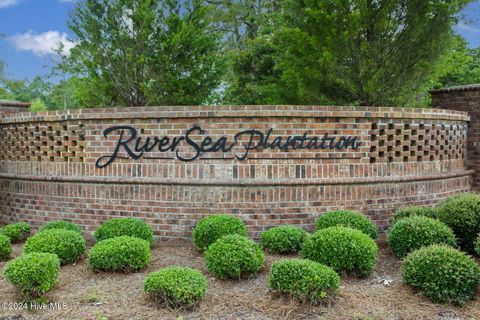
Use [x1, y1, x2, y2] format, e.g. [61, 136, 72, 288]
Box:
[431, 84, 480, 188]
[0, 101, 30, 114]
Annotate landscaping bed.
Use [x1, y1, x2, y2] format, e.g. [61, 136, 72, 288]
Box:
[0, 240, 478, 320]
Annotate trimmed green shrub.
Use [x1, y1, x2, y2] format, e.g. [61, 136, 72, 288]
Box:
[403, 245, 480, 304]
[261, 225, 307, 254]
[0, 234, 12, 261]
[393, 206, 437, 223]
[144, 266, 208, 308]
[301, 226, 378, 277]
[388, 216, 456, 257]
[94, 218, 154, 246]
[475, 234, 480, 256]
[316, 210, 378, 239]
[23, 229, 86, 265]
[0, 222, 30, 242]
[4, 253, 60, 297]
[268, 258, 340, 303]
[192, 214, 248, 251]
[437, 193, 480, 252]
[39, 220, 82, 234]
[204, 234, 264, 279]
[89, 236, 150, 272]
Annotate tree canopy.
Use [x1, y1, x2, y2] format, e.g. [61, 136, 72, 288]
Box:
[64, 0, 224, 107]
[1, 0, 478, 109]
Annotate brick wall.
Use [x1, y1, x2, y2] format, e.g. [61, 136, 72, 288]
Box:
[431, 84, 480, 188]
[0, 101, 30, 115]
[0, 106, 472, 240]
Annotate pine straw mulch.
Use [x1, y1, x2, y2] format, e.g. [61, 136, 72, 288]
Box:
[0, 240, 479, 320]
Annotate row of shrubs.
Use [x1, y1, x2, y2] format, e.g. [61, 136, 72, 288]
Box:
[385, 194, 480, 304]
[190, 193, 480, 306]
[1, 192, 479, 307]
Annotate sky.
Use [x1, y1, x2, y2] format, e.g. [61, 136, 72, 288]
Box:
[0, 0, 480, 82]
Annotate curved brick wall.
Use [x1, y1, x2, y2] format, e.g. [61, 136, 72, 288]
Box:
[0, 106, 472, 239]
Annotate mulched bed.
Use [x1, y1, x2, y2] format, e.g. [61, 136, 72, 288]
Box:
[0, 240, 479, 320]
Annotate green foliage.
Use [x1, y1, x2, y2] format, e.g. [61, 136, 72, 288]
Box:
[0, 76, 51, 103]
[268, 258, 340, 303]
[392, 206, 437, 223]
[437, 36, 480, 87]
[475, 234, 480, 256]
[301, 226, 378, 277]
[204, 234, 265, 279]
[3, 253, 60, 297]
[224, 36, 285, 104]
[261, 225, 307, 254]
[88, 236, 151, 272]
[0, 222, 30, 242]
[402, 245, 480, 304]
[144, 266, 208, 308]
[0, 234, 12, 261]
[29, 98, 48, 112]
[46, 76, 103, 110]
[94, 218, 153, 246]
[23, 229, 86, 265]
[437, 193, 480, 252]
[209, 0, 277, 49]
[316, 210, 378, 239]
[39, 220, 82, 235]
[65, 0, 224, 107]
[387, 216, 456, 257]
[274, 0, 471, 106]
[192, 214, 248, 251]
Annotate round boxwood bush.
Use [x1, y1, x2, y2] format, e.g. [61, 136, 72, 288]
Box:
[392, 206, 437, 223]
[4, 253, 60, 297]
[94, 218, 154, 246]
[261, 225, 307, 254]
[316, 210, 378, 239]
[204, 234, 264, 279]
[0, 222, 30, 242]
[268, 258, 340, 303]
[301, 226, 378, 277]
[388, 216, 456, 257]
[144, 266, 208, 308]
[23, 229, 86, 265]
[39, 220, 82, 234]
[89, 236, 151, 272]
[436, 193, 480, 252]
[192, 214, 248, 251]
[0, 234, 12, 261]
[403, 245, 480, 304]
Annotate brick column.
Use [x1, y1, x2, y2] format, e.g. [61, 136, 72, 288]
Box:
[431, 84, 480, 188]
[0, 101, 30, 114]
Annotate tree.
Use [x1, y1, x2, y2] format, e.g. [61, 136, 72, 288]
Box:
[207, 0, 277, 49]
[29, 98, 48, 112]
[0, 60, 13, 99]
[65, 0, 224, 107]
[47, 76, 102, 109]
[210, 0, 284, 104]
[223, 35, 285, 104]
[272, 0, 472, 106]
[0, 76, 53, 104]
[436, 37, 480, 87]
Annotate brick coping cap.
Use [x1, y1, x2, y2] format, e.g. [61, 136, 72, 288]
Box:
[430, 83, 480, 94]
[0, 105, 469, 124]
[0, 100, 31, 108]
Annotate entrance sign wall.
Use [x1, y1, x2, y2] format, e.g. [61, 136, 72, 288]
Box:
[0, 105, 471, 239]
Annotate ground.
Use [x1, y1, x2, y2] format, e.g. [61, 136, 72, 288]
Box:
[0, 240, 479, 320]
